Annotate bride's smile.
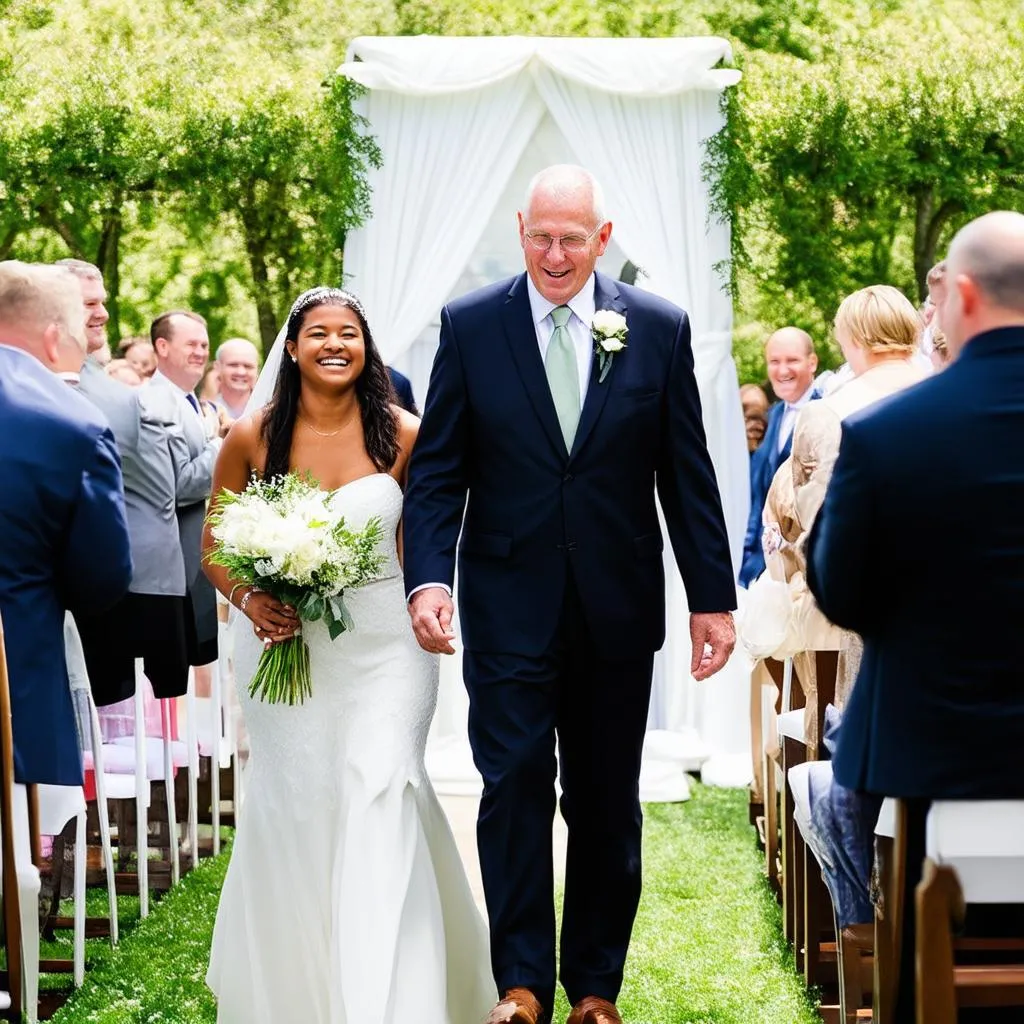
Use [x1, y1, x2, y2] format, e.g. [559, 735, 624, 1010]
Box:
[287, 304, 366, 387]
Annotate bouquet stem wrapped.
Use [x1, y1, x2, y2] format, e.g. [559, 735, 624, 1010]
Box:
[207, 473, 386, 705]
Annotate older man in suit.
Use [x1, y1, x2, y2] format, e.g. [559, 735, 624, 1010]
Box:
[405, 165, 736, 1024]
[53, 261, 191, 704]
[808, 211, 1024, 1021]
[148, 310, 224, 670]
[739, 327, 818, 586]
[0, 261, 132, 784]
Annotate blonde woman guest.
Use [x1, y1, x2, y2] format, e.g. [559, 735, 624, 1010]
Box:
[760, 286, 929, 743]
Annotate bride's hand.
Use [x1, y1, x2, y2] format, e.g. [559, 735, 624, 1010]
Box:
[240, 590, 301, 645]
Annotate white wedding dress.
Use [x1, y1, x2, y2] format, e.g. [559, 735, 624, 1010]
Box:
[207, 473, 495, 1024]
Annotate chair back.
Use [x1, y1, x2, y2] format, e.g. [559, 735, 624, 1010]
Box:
[927, 801, 1024, 903]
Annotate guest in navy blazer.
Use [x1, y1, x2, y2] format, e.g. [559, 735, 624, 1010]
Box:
[404, 166, 736, 1024]
[386, 365, 418, 415]
[739, 327, 818, 586]
[0, 262, 132, 785]
[808, 211, 1024, 1020]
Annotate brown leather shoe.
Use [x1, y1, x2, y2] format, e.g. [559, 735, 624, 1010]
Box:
[566, 996, 623, 1024]
[485, 988, 547, 1024]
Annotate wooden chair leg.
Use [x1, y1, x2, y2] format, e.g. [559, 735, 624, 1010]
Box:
[874, 800, 907, 1024]
[804, 845, 836, 988]
[837, 920, 873, 1024]
[915, 859, 960, 1024]
[782, 736, 806, 965]
[0, 621, 23, 1021]
[764, 751, 780, 895]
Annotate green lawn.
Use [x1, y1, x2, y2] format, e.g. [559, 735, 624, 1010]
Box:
[48, 786, 816, 1024]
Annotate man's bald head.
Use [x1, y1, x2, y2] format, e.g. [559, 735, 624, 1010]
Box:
[0, 261, 87, 370]
[764, 326, 817, 403]
[215, 337, 260, 409]
[943, 211, 1024, 358]
[765, 326, 814, 357]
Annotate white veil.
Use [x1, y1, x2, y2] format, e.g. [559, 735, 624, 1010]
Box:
[247, 323, 288, 416]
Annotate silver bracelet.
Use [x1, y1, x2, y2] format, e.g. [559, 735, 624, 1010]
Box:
[239, 588, 260, 615]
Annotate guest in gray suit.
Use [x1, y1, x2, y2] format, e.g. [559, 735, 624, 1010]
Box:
[148, 309, 224, 668]
[55, 260, 192, 703]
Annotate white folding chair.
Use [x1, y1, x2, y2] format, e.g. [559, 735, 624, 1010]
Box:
[5, 786, 40, 1024]
[63, 614, 119, 947]
[35, 785, 87, 986]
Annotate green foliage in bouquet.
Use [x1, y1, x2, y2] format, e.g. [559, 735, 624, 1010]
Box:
[206, 472, 386, 705]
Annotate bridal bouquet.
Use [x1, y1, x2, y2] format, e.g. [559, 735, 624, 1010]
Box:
[207, 472, 386, 705]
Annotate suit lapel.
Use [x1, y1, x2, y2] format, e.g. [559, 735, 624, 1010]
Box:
[569, 272, 625, 460]
[501, 274, 568, 458]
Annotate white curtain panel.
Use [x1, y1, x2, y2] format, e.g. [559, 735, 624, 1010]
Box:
[342, 74, 546, 361]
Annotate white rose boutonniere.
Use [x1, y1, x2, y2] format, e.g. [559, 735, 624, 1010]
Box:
[591, 309, 628, 384]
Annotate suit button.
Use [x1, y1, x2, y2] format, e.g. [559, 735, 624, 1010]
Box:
[563, 473, 574, 483]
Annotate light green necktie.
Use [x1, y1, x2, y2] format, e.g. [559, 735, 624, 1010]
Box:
[545, 304, 580, 449]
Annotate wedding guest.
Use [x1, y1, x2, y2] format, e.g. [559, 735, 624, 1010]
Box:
[808, 211, 1024, 1020]
[740, 327, 818, 585]
[149, 310, 223, 672]
[57, 261, 192, 705]
[106, 358, 143, 387]
[214, 337, 260, 419]
[199, 362, 221, 404]
[123, 338, 158, 379]
[760, 285, 927, 929]
[739, 382, 769, 453]
[387, 365, 419, 415]
[920, 260, 947, 364]
[0, 260, 131, 783]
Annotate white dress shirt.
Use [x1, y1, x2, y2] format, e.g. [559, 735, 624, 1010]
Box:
[777, 383, 816, 453]
[408, 275, 599, 604]
[526, 273, 596, 406]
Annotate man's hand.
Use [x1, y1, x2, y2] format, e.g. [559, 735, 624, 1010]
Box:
[409, 587, 457, 655]
[217, 407, 234, 438]
[689, 611, 736, 681]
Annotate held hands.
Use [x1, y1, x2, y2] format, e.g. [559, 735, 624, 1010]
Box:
[689, 611, 736, 681]
[409, 587, 457, 655]
[240, 589, 301, 646]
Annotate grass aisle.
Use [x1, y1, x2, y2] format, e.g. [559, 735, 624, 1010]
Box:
[562, 785, 820, 1024]
[52, 787, 815, 1024]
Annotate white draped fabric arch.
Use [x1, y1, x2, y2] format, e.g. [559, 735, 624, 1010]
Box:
[338, 36, 752, 799]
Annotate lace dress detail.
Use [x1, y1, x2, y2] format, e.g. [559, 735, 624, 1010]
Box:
[207, 474, 494, 1024]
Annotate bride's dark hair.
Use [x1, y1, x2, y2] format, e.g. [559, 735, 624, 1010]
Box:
[260, 287, 399, 481]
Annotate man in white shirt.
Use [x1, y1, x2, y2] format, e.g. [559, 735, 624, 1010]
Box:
[739, 326, 818, 585]
[214, 337, 260, 420]
[148, 310, 223, 671]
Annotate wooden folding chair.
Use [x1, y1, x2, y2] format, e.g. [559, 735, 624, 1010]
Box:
[916, 801, 1024, 1023]
[0, 614, 23, 1021]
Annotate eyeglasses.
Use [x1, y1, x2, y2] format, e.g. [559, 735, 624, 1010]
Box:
[523, 226, 601, 254]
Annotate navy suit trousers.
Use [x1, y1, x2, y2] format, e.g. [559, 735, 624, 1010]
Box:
[464, 573, 654, 1009]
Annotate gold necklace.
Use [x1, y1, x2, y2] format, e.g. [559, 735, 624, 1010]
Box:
[300, 419, 343, 438]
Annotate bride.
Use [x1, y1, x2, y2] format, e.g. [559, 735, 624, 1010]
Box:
[202, 287, 494, 1023]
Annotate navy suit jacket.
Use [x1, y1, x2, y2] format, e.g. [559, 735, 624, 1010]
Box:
[0, 346, 132, 784]
[740, 401, 792, 586]
[807, 327, 1024, 799]
[387, 366, 418, 416]
[403, 272, 735, 659]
